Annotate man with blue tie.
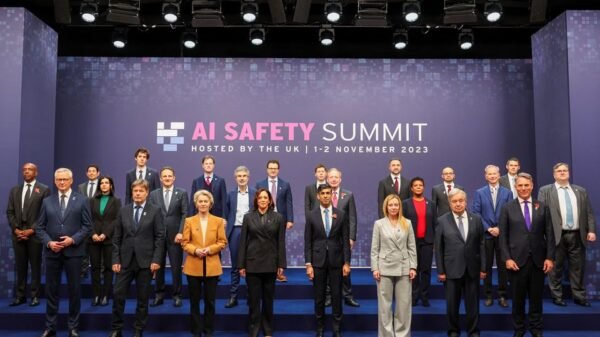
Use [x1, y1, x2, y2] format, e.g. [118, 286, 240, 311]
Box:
[256, 159, 293, 282]
[125, 148, 160, 204]
[36, 168, 92, 337]
[538, 163, 596, 307]
[189, 155, 227, 217]
[224, 165, 255, 308]
[471, 164, 513, 307]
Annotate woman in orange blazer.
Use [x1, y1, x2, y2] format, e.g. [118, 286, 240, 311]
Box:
[182, 190, 227, 337]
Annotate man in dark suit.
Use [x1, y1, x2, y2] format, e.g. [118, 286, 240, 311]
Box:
[148, 166, 188, 308]
[125, 148, 160, 205]
[471, 164, 513, 307]
[256, 159, 294, 282]
[499, 172, 555, 337]
[224, 165, 255, 308]
[377, 158, 410, 218]
[499, 157, 520, 199]
[304, 163, 328, 215]
[35, 168, 92, 337]
[110, 179, 164, 337]
[77, 164, 100, 279]
[189, 155, 227, 217]
[435, 189, 486, 337]
[431, 166, 464, 216]
[6, 162, 50, 307]
[538, 162, 596, 307]
[305, 184, 351, 337]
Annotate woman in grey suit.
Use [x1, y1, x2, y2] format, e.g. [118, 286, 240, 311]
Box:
[371, 194, 417, 337]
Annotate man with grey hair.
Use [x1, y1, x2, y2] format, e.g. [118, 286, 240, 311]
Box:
[36, 168, 92, 337]
[224, 166, 256, 308]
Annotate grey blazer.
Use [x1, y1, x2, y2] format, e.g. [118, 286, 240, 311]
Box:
[370, 217, 417, 277]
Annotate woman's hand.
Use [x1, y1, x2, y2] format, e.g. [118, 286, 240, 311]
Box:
[373, 270, 380, 282]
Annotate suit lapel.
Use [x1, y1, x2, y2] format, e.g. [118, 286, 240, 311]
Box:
[449, 213, 465, 243]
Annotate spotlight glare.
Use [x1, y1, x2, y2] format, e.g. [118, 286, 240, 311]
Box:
[458, 30, 474, 50]
[112, 28, 128, 49]
[250, 28, 265, 46]
[324, 3, 342, 23]
[484, 1, 503, 23]
[393, 32, 408, 50]
[162, 3, 179, 23]
[319, 29, 335, 46]
[241, 3, 258, 23]
[403, 2, 421, 23]
[182, 31, 197, 49]
[80, 2, 98, 23]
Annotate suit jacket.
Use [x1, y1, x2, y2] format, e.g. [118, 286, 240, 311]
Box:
[435, 212, 485, 279]
[499, 198, 555, 268]
[78, 181, 98, 198]
[304, 183, 320, 216]
[112, 202, 164, 269]
[237, 210, 287, 273]
[471, 185, 513, 239]
[125, 167, 161, 204]
[370, 217, 417, 277]
[538, 184, 596, 246]
[224, 187, 256, 240]
[402, 197, 437, 244]
[7, 181, 50, 233]
[377, 175, 410, 218]
[431, 183, 464, 217]
[256, 177, 294, 223]
[149, 187, 188, 243]
[304, 206, 350, 268]
[35, 191, 93, 257]
[190, 174, 227, 217]
[334, 188, 357, 241]
[499, 175, 514, 192]
[89, 195, 122, 245]
[181, 214, 227, 277]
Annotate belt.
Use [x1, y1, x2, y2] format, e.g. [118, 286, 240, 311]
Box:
[562, 229, 579, 233]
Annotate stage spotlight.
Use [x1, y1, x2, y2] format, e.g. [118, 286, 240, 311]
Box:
[403, 1, 420, 23]
[162, 1, 180, 23]
[241, 2, 258, 23]
[80, 1, 98, 23]
[112, 28, 128, 48]
[182, 30, 198, 49]
[319, 28, 335, 46]
[249, 28, 265, 46]
[393, 31, 408, 50]
[324, 2, 342, 23]
[458, 29, 473, 50]
[484, 0, 503, 22]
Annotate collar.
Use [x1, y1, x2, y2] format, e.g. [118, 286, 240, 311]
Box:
[518, 197, 533, 204]
[555, 182, 570, 189]
[24, 180, 37, 187]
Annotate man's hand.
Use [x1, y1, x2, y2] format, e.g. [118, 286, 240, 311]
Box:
[306, 265, 314, 281]
[48, 241, 63, 253]
[350, 239, 355, 250]
[58, 236, 74, 247]
[587, 233, 597, 242]
[174, 233, 183, 244]
[488, 227, 500, 237]
[342, 263, 350, 277]
[150, 263, 160, 273]
[438, 273, 447, 282]
[286, 222, 294, 229]
[112, 264, 121, 273]
[543, 259, 554, 274]
[240, 268, 246, 278]
[480, 272, 487, 280]
[505, 259, 519, 271]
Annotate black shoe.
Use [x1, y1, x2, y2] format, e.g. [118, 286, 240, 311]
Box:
[574, 299, 592, 307]
[324, 297, 332, 307]
[30, 297, 40, 307]
[40, 330, 56, 337]
[133, 330, 143, 337]
[100, 296, 109, 306]
[92, 296, 100, 306]
[9, 297, 26, 306]
[498, 297, 509, 307]
[173, 296, 183, 307]
[224, 297, 238, 308]
[421, 298, 430, 307]
[344, 298, 360, 307]
[69, 329, 80, 337]
[149, 297, 164, 307]
[108, 330, 122, 337]
[484, 297, 493, 306]
[552, 298, 567, 306]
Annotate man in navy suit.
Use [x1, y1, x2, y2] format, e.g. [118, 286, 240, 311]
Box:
[377, 158, 410, 218]
[6, 162, 50, 307]
[256, 159, 294, 282]
[77, 164, 100, 279]
[436, 189, 486, 337]
[431, 167, 464, 216]
[36, 168, 92, 337]
[471, 164, 513, 307]
[499, 173, 555, 337]
[304, 163, 328, 215]
[125, 148, 160, 204]
[305, 184, 351, 337]
[224, 165, 255, 308]
[189, 155, 227, 217]
[148, 166, 188, 308]
[110, 179, 164, 337]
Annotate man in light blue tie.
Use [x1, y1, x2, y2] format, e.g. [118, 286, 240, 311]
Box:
[538, 162, 596, 307]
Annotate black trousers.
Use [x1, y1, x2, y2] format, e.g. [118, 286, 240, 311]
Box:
[445, 275, 480, 337]
[509, 257, 545, 334]
[12, 237, 42, 299]
[246, 272, 276, 337]
[549, 231, 586, 301]
[89, 243, 113, 298]
[484, 237, 508, 299]
[111, 258, 153, 332]
[155, 240, 184, 298]
[413, 240, 433, 302]
[314, 259, 343, 332]
[187, 275, 218, 336]
[45, 255, 82, 331]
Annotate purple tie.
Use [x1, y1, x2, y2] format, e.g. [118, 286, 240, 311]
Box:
[523, 200, 531, 231]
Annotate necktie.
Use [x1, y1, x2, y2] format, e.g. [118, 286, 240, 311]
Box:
[491, 187, 497, 211]
[324, 208, 331, 236]
[394, 177, 399, 194]
[138, 170, 143, 180]
[447, 184, 451, 193]
[134, 205, 142, 231]
[562, 187, 575, 229]
[88, 182, 95, 198]
[332, 190, 338, 207]
[270, 179, 277, 209]
[523, 200, 531, 231]
[23, 183, 32, 207]
[205, 176, 211, 186]
[164, 189, 171, 211]
[60, 194, 67, 217]
[457, 215, 466, 240]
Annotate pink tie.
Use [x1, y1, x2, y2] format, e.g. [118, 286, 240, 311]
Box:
[394, 177, 399, 194]
[205, 176, 211, 186]
[332, 191, 338, 207]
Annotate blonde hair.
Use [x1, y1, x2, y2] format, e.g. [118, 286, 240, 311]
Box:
[382, 194, 409, 231]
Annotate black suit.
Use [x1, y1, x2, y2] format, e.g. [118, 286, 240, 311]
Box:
[377, 175, 410, 218]
[304, 183, 320, 216]
[499, 198, 555, 335]
[111, 202, 165, 332]
[435, 212, 485, 337]
[238, 209, 287, 337]
[89, 195, 121, 299]
[6, 181, 50, 300]
[499, 175, 517, 198]
[125, 168, 161, 204]
[305, 206, 350, 333]
[431, 183, 464, 216]
[402, 197, 437, 303]
[190, 174, 227, 217]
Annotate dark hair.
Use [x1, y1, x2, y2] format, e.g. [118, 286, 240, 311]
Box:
[202, 155, 215, 164]
[160, 166, 175, 175]
[86, 164, 100, 172]
[314, 163, 327, 172]
[266, 159, 280, 169]
[253, 188, 274, 211]
[317, 183, 332, 193]
[131, 179, 149, 191]
[134, 147, 150, 159]
[97, 176, 115, 197]
[506, 157, 520, 165]
[410, 176, 425, 187]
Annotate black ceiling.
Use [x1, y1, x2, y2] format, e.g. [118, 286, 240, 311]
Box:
[5, 0, 600, 58]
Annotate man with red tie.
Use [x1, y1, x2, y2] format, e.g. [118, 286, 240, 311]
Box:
[431, 167, 464, 217]
[377, 158, 410, 218]
[189, 155, 227, 217]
